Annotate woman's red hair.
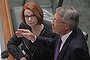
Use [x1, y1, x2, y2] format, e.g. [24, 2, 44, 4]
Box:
[21, 2, 43, 25]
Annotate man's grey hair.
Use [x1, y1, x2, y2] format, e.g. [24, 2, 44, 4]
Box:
[56, 6, 79, 29]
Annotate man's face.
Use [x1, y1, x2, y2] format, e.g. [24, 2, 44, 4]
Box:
[52, 12, 67, 36]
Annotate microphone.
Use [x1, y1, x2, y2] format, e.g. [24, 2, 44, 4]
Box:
[0, 50, 9, 58]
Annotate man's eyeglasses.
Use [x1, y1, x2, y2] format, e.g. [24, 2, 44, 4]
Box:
[52, 18, 66, 24]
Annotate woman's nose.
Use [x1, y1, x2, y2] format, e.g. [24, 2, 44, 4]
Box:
[29, 17, 32, 21]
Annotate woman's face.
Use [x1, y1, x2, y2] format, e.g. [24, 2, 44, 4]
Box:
[24, 9, 38, 27]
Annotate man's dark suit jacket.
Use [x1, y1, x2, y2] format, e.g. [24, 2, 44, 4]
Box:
[56, 27, 90, 60]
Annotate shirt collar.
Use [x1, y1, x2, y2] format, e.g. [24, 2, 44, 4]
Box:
[61, 31, 72, 43]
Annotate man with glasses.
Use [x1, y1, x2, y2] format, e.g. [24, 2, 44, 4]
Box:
[52, 6, 90, 60]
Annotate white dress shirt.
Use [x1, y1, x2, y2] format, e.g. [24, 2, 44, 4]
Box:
[59, 31, 72, 52]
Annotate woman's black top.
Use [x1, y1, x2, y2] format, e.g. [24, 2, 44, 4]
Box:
[7, 22, 57, 60]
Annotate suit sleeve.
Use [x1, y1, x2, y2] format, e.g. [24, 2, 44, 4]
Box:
[32, 33, 57, 51]
[7, 23, 27, 60]
[7, 34, 25, 60]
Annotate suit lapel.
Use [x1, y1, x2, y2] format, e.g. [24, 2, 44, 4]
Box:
[57, 39, 70, 60]
[57, 29, 76, 60]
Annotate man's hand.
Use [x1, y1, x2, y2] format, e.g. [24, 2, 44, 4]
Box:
[16, 29, 37, 42]
[15, 29, 23, 38]
[20, 57, 27, 60]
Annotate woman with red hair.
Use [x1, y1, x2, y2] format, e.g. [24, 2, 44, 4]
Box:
[7, 2, 57, 60]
